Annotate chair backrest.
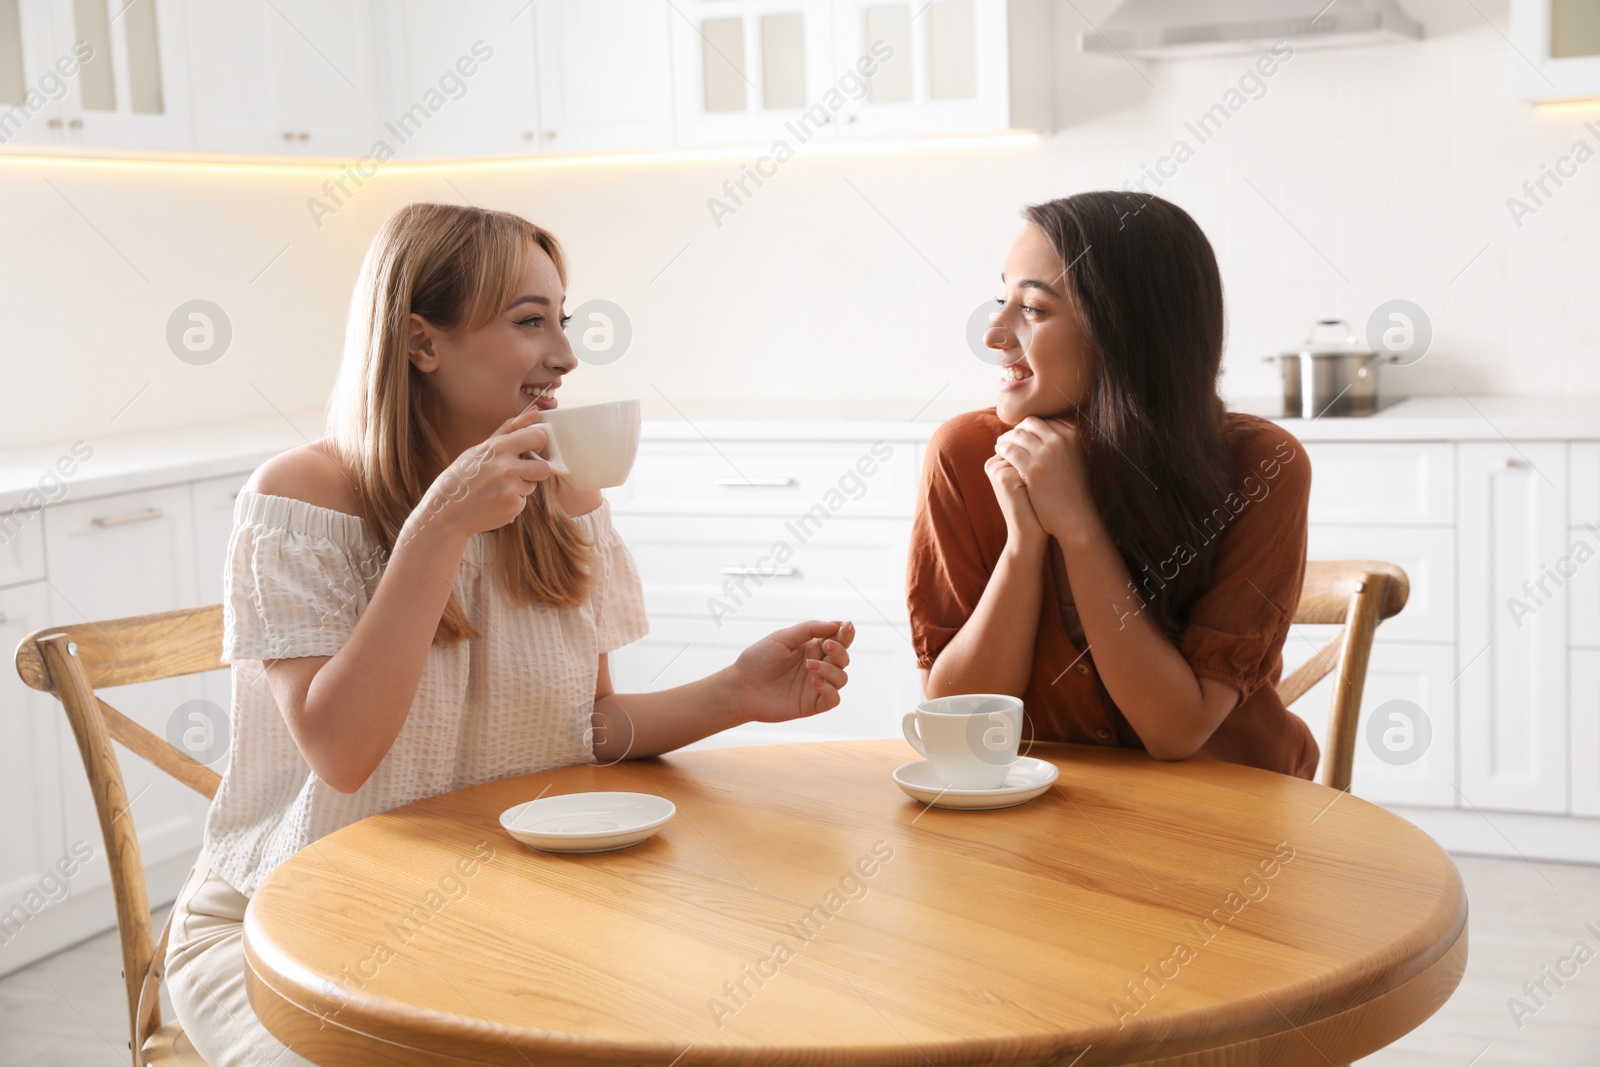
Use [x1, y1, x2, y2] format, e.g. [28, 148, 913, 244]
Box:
[14, 604, 225, 1067]
[1279, 561, 1410, 794]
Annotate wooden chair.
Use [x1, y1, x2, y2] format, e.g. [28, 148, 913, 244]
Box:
[15, 604, 225, 1067]
[1278, 560, 1410, 794]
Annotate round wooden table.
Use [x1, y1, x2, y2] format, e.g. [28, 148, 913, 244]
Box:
[242, 740, 1467, 1066]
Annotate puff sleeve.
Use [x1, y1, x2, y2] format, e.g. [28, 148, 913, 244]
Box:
[1177, 426, 1313, 703]
[221, 491, 384, 663]
[582, 498, 650, 655]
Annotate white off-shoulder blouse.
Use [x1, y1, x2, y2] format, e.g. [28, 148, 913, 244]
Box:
[201, 489, 649, 898]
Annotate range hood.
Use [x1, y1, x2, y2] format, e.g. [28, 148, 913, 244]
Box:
[1080, 0, 1423, 59]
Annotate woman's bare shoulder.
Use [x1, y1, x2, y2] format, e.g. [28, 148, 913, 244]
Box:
[244, 438, 362, 516]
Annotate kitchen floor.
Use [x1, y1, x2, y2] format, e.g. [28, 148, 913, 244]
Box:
[0, 854, 1595, 1065]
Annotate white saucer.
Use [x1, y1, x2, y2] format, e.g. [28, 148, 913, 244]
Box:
[892, 756, 1060, 810]
[498, 791, 675, 853]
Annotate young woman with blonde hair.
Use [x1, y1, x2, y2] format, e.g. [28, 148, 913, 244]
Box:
[162, 202, 856, 1064]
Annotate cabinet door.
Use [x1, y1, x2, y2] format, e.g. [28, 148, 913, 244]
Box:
[1571, 649, 1600, 816]
[185, 0, 290, 152]
[1281, 630, 1457, 809]
[535, 0, 674, 153]
[669, 0, 837, 146]
[607, 614, 920, 744]
[0, 582, 67, 972]
[276, 0, 382, 154]
[1457, 442, 1568, 813]
[831, 0, 1007, 137]
[42, 484, 209, 900]
[1304, 525, 1455, 642]
[1511, 0, 1600, 101]
[381, 0, 539, 158]
[50, 0, 192, 150]
[0, 0, 67, 147]
[191, 474, 248, 719]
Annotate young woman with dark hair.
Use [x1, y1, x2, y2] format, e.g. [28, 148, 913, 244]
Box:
[906, 191, 1318, 778]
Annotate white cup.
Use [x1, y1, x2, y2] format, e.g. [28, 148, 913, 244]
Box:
[902, 693, 1023, 790]
[536, 400, 641, 491]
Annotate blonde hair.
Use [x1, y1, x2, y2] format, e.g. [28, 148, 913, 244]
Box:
[328, 202, 596, 645]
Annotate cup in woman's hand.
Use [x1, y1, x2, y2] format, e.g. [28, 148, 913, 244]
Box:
[902, 694, 1023, 789]
[535, 400, 641, 490]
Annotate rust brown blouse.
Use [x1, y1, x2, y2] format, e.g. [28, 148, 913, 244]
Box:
[906, 408, 1319, 780]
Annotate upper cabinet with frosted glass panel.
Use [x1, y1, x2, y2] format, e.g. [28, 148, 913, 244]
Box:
[670, 0, 1051, 146]
[1511, 0, 1600, 101]
[0, 0, 190, 151]
[834, 0, 1050, 137]
[0, 0, 1050, 160]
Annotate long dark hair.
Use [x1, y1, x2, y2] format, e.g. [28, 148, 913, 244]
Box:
[1022, 191, 1235, 641]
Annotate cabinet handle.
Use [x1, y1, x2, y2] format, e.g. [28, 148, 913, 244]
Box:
[68, 118, 82, 129]
[522, 130, 535, 141]
[282, 130, 295, 141]
[91, 506, 164, 528]
[297, 131, 310, 141]
[1501, 457, 1526, 469]
[720, 565, 797, 577]
[47, 118, 62, 128]
[0, 612, 8, 624]
[714, 477, 795, 487]
[544, 130, 556, 140]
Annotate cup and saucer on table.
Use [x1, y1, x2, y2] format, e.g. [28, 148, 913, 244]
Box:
[894, 693, 1059, 810]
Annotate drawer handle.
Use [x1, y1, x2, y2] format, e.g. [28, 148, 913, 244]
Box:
[91, 507, 164, 528]
[715, 477, 795, 488]
[0, 612, 7, 624]
[1500, 457, 1526, 469]
[720, 565, 798, 577]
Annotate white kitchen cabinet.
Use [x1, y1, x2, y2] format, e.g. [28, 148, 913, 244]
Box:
[187, 0, 381, 157]
[608, 438, 919, 518]
[535, 0, 676, 153]
[0, 0, 190, 151]
[1510, 0, 1600, 102]
[1571, 650, 1600, 817]
[832, 0, 1051, 137]
[41, 483, 209, 900]
[612, 512, 910, 620]
[0, 581, 67, 969]
[668, 0, 841, 146]
[1305, 525, 1455, 642]
[1301, 442, 1455, 526]
[1282, 628, 1457, 809]
[608, 614, 919, 745]
[1457, 442, 1568, 814]
[379, 0, 540, 159]
[191, 472, 249, 722]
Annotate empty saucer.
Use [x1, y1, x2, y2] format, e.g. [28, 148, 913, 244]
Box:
[499, 791, 675, 853]
[893, 756, 1060, 810]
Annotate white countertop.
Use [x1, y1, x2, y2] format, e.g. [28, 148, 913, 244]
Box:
[5, 394, 1600, 511]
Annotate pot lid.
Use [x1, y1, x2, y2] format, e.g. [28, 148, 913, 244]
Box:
[1291, 318, 1374, 357]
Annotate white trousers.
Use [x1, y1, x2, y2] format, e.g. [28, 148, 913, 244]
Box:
[162, 851, 316, 1067]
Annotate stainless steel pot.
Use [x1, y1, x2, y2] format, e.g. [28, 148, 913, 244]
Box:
[1263, 319, 1400, 419]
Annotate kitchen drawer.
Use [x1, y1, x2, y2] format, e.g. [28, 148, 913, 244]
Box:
[1280, 630, 1456, 809]
[612, 513, 911, 622]
[1304, 525, 1455, 642]
[607, 614, 921, 744]
[1302, 442, 1454, 525]
[0, 506, 46, 588]
[607, 440, 920, 517]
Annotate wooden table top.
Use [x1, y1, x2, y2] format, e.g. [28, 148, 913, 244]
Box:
[242, 740, 1467, 1066]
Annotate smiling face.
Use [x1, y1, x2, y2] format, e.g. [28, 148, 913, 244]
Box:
[989, 223, 1096, 427]
[406, 241, 577, 460]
